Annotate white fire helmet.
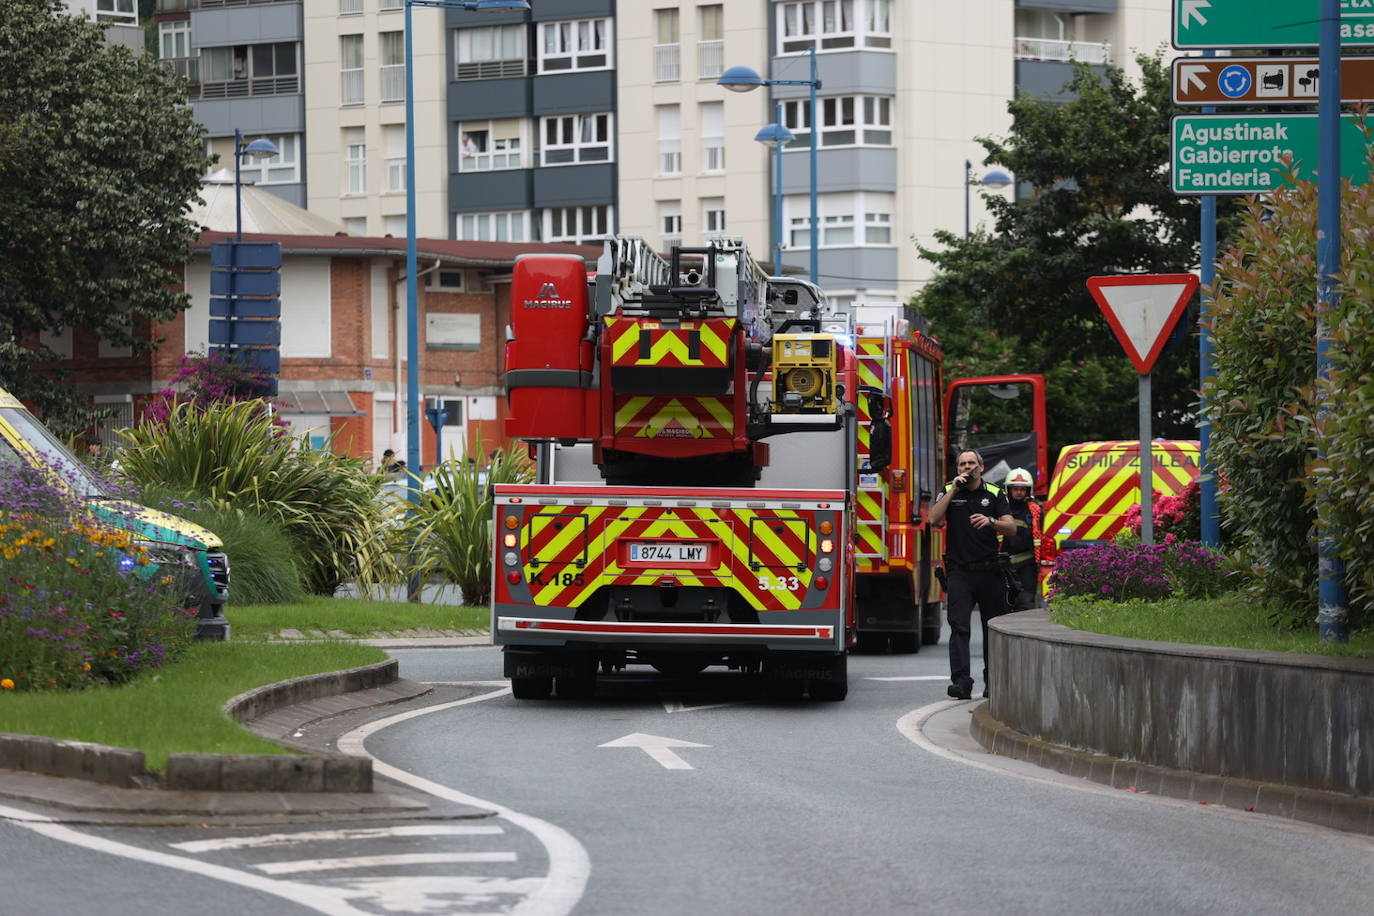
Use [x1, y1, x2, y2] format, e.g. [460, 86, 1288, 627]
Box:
[1005, 467, 1034, 491]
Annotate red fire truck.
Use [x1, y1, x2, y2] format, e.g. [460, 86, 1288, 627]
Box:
[492, 237, 1047, 700]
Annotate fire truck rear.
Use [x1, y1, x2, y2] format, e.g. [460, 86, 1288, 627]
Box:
[493, 238, 856, 700]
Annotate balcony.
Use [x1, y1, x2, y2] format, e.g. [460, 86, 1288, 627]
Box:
[1013, 37, 1111, 64]
[200, 74, 299, 99]
[654, 43, 680, 83]
[162, 56, 200, 83]
[158, 0, 296, 8]
[697, 40, 723, 80]
[455, 58, 528, 81]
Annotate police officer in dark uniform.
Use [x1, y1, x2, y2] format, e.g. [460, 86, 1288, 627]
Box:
[1003, 466, 1043, 611]
[928, 449, 1015, 700]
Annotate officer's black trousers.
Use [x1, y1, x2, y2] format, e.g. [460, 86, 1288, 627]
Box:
[946, 567, 1010, 692]
[1012, 563, 1040, 611]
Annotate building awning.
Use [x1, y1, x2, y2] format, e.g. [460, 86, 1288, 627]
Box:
[277, 390, 364, 416]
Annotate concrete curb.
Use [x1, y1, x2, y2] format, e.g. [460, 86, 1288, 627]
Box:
[1, 660, 406, 794]
[970, 703, 1374, 836]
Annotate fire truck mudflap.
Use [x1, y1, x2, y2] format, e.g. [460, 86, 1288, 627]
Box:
[492, 484, 850, 700]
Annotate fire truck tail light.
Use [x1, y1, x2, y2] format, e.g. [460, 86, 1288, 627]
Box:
[504, 515, 519, 529]
[890, 469, 907, 492]
[819, 520, 833, 535]
[820, 538, 834, 554]
[818, 557, 833, 572]
[504, 551, 519, 567]
[815, 576, 829, 591]
[506, 571, 521, 584]
[503, 533, 517, 548]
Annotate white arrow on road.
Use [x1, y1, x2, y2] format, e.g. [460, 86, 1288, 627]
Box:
[598, 733, 710, 770]
[1182, 0, 1211, 28]
[1179, 63, 1210, 94]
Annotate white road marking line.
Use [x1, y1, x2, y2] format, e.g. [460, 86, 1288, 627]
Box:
[0, 804, 364, 916]
[171, 824, 503, 853]
[598, 732, 709, 770]
[257, 852, 516, 875]
[336, 686, 591, 916]
[424, 680, 511, 687]
[661, 698, 743, 713]
[866, 675, 949, 681]
[321, 875, 544, 912]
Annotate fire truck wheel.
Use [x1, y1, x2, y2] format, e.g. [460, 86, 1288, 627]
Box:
[510, 676, 553, 700]
[555, 674, 597, 700]
[764, 678, 806, 700]
[807, 655, 848, 701]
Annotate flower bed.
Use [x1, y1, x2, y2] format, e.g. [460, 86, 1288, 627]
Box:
[1048, 536, 1234, 602]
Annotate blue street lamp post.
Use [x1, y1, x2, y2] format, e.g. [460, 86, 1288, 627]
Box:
[964, 160, 1012, 239]
[754, 108, 794, 273]
[719, 46, 820, 284]
[233, 129, 279, 243]
[403, 0, 528, 476]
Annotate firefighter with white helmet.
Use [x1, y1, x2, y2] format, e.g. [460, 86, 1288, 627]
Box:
[1002, 467, 1042, 610]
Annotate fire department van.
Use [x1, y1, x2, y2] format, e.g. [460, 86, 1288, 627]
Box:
[1042, 439, 1202, 554]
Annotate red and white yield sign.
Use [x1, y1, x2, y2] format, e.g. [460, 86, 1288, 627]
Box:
[1087, 273, 1201, 374]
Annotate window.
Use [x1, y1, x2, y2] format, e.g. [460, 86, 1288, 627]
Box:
[660, 201, 682, 250]
[380, 31, 405, 102]
[426, 270, 465, 291]
[456, 24, 527, 79]
[778, 0, 891, 54]
[697, 5, 724, 79]
[458, 210, 529, 242]
[384, 215, 406, 237]
[783, 94, 892, 147]
[381, 0, 403, 9]
[235, 134, 301, 185]
[384, 126, 406, 192]
[159, 20, 191, 60]
[700, 102, 724, 172]
[96, 0, 136, 25]
[540, 113, 611, 166]
[787, 192, 893, 247]
[344, 128, 367, 194]
[341, 34, 364, 105]
[201, 42, 299, 98]
[343, 217, 368, 236]
[654, 8, 680, 82]
[339, 0, 363, 14]
[657, 106, 681, 175]
[544, 205, 612, 244]
[538, 18, 611, 73]
[702, 198, 726, 239]
[458, 118, 527, 171]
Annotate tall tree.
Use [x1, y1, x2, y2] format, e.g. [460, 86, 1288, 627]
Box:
[0, 0, 209, 431]
[916, 55, 1230, 456]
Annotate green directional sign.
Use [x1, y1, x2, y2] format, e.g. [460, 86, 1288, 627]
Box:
[1171, 114, 1372, 195]
[1174, 0, 1374, 49]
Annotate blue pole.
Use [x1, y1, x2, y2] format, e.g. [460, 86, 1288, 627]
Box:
[1199, 49, 1220, 548]
[808, 45, 818, 285]
[404, 1, 421, 476]
[774, 101, 784, 273]
[1316, 0, 1348, 641]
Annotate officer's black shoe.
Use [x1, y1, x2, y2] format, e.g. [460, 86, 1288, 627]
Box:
[947, 683, 973, 700]
[982, 688, 990, 699]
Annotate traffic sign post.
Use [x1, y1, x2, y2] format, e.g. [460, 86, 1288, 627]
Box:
[1172, 56, 1374, 105]
[1173, 0, 1374, 49]
[1087, 274, 1201, 545]
[1171, 113, 1371, 195]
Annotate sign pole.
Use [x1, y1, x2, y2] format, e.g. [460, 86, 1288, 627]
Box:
[1316, 0, 1348, 641]
[1199, 49, 1220, 548]
[1139, 373, 1154, 546]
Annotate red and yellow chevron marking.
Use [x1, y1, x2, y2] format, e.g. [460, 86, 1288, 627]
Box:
[605, 317, 735, 368]
[517, 505, 818, 612]
[613, 396, 736, 440]
[1043, 441, 1200, 543]
[856, 339, 886, 392]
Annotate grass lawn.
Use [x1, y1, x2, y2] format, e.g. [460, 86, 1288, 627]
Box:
[228, 595, 490, 641]
[1050, 592, 1374, 659]
[0, 640, 386, 771]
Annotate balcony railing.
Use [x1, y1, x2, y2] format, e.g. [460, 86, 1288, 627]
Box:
[158, 0, 296, 8]
[697, 40, 723, 79]
[455, 58, 528, 81]
[1013, 37, 1111, 65]
[162, 56, 200, 84]
[703, 141, 724, 172]
[654, 43, 680, 82]
[381, 65, 405, 102]
[200, 75, 299, 99]
[341, 69, 364, 105]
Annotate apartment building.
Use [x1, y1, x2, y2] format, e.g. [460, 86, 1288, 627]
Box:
[617, 0, 1169, 306]
[64, 0, 145, 52]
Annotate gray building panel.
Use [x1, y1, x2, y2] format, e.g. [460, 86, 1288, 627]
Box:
[532, 164, 615, 207]
[448, 78, 530, 121]
[191, 3, 302, 48]
[1015, 59, 1105, 101]
[449, 169, 532, 213]
[258, 183, 306, 209]
[1016, 0, 1116, 13]
[532, 71, 614, 116]
[193, 95, 305, 138]
[778, 147, 896, 195]
[780, 247, 898, 292]
[769, 50, 896, 100]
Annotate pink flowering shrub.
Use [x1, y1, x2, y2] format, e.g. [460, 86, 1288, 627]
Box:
[143, 351, 283, 426]
[1049, 537, 1233, 602]
[1120, 479, 1202, 543]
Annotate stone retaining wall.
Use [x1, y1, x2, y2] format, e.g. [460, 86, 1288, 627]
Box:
[988, 610, 1374, 798]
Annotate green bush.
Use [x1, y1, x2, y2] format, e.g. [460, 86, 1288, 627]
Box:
[136, 485, 305, 606]
[116, 400, 406, 595]
[405, 445, 533, 606]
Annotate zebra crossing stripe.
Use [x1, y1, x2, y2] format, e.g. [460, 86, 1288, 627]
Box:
[170, 825, 504, 854]
[256, 852, 517, 875]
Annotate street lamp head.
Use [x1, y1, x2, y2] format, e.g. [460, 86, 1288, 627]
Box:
[980, 169, 1013, 190]
[754, 122, 795, 148]
[718, 65, 767, 92]
[240, 137, 279, 160]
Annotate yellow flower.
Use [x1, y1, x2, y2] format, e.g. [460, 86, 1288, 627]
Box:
[1, 679, 14, 690]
